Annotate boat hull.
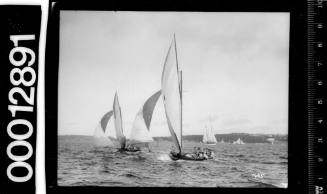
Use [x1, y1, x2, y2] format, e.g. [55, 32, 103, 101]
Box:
[169, 152, 207, 161]
[117, 147, 140, 153]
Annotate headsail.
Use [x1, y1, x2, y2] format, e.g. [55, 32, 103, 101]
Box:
[100, 111, 114, 133]
[93, 111, 116, 147]
[128, 90, 161, 145]
[161, 36, 182, 153]
[113, 92, 126, 148]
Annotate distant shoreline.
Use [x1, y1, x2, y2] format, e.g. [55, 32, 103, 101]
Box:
[59, 133, 288, 143]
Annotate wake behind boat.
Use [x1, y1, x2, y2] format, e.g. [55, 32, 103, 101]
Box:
[161, 35, 213, 161]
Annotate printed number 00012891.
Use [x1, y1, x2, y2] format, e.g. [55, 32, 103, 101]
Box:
[6, 35, 36, 183]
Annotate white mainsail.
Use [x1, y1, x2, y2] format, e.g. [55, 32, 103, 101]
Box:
[202, 126, 217, 144]
[208, 127, 217, 144]
[128, 90, 161, 146]
[161, 36, 183, 153]
[113, 92, 126, 148]
[202, 126, 208, 143]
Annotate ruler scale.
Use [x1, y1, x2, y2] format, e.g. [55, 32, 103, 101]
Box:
[307, 0, 326, 194]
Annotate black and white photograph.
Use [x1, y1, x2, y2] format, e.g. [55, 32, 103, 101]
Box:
[57, 11, 289, 188]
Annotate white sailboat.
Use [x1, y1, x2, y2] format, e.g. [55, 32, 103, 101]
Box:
[127, 90, 161, 149]
[233, 138, 245, 145]
[113, 92, 127, 149]
[202, 125, 217, 145]
[266, 137, 275, 144]
[93, 93, 127, 149]
[161, 35, 207, 161]
[93, 91, 160, 152]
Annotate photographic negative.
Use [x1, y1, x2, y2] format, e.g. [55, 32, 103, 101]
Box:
[57, 11, 289, 187]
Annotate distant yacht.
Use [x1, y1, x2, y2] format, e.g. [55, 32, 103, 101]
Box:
[266, 137, 275, 144]
[202, 125, 217, 145]
[233, 138, 245, 145]
[219, 139, 225, 143]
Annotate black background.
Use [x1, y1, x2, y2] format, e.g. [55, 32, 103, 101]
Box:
[0, 5, 41, 194]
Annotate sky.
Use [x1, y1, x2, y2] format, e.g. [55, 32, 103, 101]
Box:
[58, 11, 289, 137]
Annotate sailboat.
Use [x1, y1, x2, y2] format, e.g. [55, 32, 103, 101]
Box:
[112, 92, 128, 150]
[220, 139, 225, 143]
[93, 91, 160, 152]
[161, 35, 207, 161]
[202, 125, 217, 145]
[92, 92, 127, 149]
[127, 90, 161, 151]
[266, 137, 275, 144]
[233, 138, 245, 145]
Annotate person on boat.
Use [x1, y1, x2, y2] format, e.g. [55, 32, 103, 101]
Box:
[170, 146, 177, 155]
[192, 147, 201, 159]
[170, 146, 181, 158]
[125, 144, 139, 152]
[125, 144, 132, 151]
[204, 148, 214, 159]
[204, 148, 212, 159]
[193, 147, 198, 154]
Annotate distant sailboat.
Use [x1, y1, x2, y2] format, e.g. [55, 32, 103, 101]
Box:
[266, 137, 275, 144]
[161, 35, 207, 161]
[220, 139, 225, 143]
[202, 126, 217, 145]
[233, 138, 245, 145]
[127, 90, 161, 150]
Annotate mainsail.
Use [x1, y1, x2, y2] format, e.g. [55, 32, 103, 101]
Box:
[202, 126, 208, 143]
[161, 35, 183, 153]
[128, 90, 161, 145]
[208, 127, 217, 144]
[113, 92, 126, 148]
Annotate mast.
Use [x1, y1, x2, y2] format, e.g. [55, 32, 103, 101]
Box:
[180, 70, 183, 150]
[174, 33, 183, 151]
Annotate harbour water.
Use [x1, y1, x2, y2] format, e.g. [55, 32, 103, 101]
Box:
[58, 135, 287, 188]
